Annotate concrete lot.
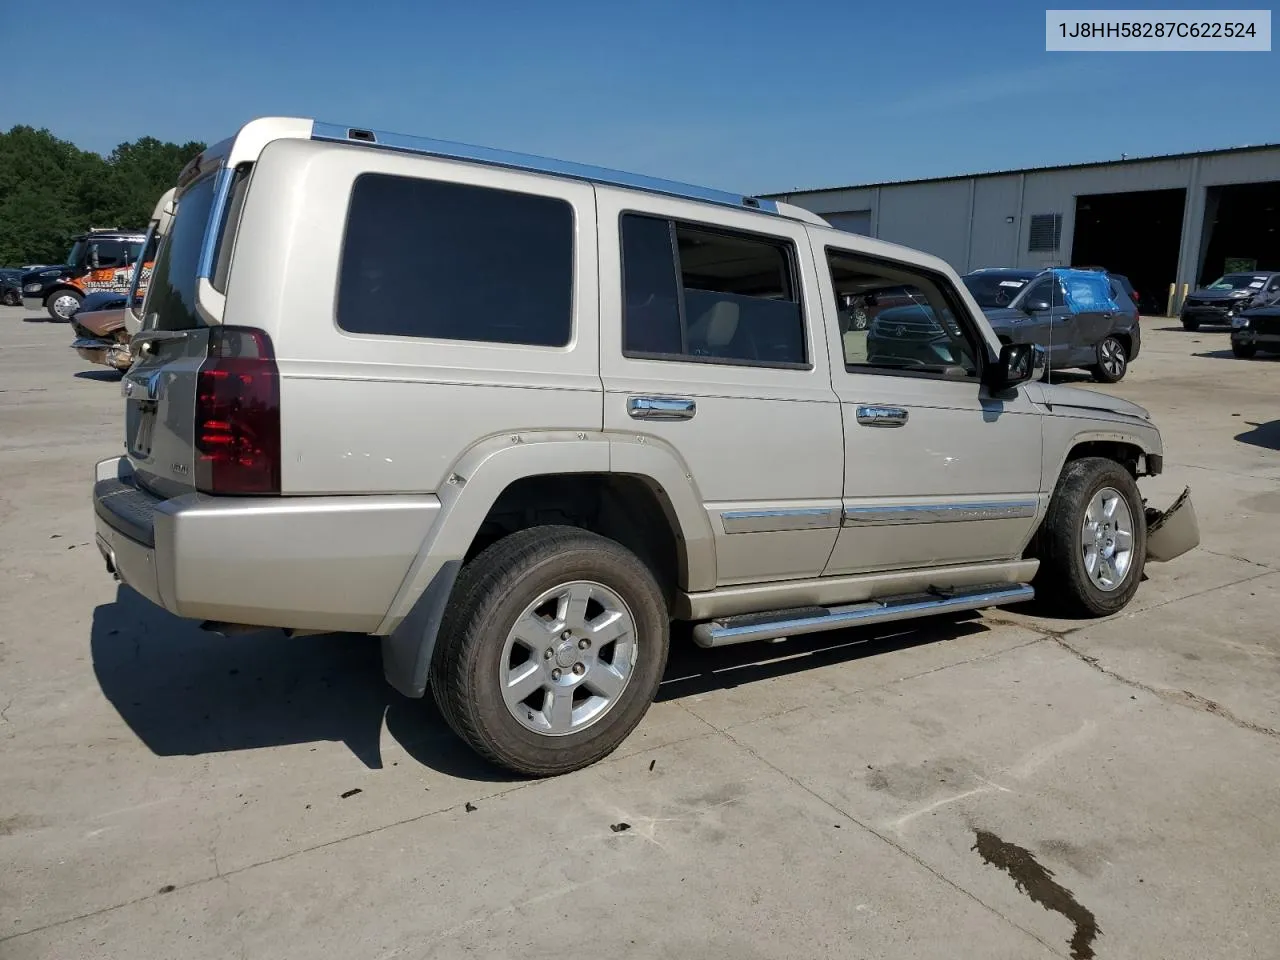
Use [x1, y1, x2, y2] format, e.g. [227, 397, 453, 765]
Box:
[1, 306, 1278, 960]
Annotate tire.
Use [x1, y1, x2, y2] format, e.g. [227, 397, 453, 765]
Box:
[1033, 457, 1147, 618]
[1231, 340, 1258, 359]
[430, 525, 669, 777]
[1181, 317, 1200, 331]
[1090, 336, 1128, 383]
[851, 307, 869, 331]
[45, 289, 82, 321]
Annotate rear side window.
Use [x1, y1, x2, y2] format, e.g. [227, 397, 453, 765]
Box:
[337, 173, 573, 347]
[621, 214, 806, 367]
[143, 175, 217, 331]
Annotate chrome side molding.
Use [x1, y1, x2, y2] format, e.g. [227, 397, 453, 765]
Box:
[692, 582, 1034, 647]
[843, 500, 1038, 525]
[719, 506, 841, 534]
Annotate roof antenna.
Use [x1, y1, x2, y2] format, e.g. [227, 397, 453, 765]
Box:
[1047, 266, 1056, 384]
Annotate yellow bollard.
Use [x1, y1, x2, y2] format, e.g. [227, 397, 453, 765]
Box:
[1167, 283, 1176, 317]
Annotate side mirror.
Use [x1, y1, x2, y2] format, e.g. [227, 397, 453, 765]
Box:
[985, 342, 1039, 392]
[1024, 299, 1051, 313]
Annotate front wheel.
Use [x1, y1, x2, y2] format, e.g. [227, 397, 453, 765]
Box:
[430, 526, 669, 777]
[1033, 457, 1147, 618]
[1090, 336, 1128, 383]
[1181, 317, 1200, 331]
[1231, 340, 1258, 359]
[45, 289, 82, 321]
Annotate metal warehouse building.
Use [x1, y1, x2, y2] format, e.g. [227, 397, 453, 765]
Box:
[767, 144, 1280, 315]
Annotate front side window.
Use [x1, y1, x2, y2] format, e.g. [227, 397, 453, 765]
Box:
[89, 240, 126, 269]
[337, 173, 573, 347]
[827, 248, 978, 378]
[621, 214, 806, 367]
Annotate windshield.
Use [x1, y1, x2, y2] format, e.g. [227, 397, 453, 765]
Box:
[142, 175, 218, 330]
[65, 240, 86, 268]
[1208, 274, 1266, 291]
[962, 273, 1032, 308]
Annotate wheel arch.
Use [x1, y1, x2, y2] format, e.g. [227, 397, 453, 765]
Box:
[378, 432, 715, 698]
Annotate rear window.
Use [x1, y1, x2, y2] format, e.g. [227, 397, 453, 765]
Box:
[336, 173, 573, 347]
[143, 175, 217, 330]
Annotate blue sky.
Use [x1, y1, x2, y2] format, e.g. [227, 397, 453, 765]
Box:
[1, 0, 1275, 193]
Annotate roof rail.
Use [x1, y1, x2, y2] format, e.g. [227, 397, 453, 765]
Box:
[311, 122, 787, 218]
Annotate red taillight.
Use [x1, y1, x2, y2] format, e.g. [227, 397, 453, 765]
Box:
[194, 327, 280, 495]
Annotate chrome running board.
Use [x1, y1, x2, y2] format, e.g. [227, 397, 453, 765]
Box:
[691, 582, 1034, 648]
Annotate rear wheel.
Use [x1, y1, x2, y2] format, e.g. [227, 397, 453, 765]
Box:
[45, 289, 82, 321]
[1181, 317, 1200, 331]
[1090, 336, 1128, 383]
[1033, 457, 1146, 618]
[430, 526, 669, 776]
[1231, 340, 1258, 359]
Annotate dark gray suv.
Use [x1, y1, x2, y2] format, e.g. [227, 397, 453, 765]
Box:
[961, 268, 1140, 382]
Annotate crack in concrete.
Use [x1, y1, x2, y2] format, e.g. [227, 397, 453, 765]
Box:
[1198, 547, 1277, 572]
[678, 705, 1065, 958]
[1045, 632, 1280, 740]
[0, 732, 712, 946]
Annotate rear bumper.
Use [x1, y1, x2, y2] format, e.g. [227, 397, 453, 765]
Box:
[93, 457, 440, 633]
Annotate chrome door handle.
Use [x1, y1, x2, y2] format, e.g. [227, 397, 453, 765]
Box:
[627, 396, 697, 421]
[856, 405, 909, 427]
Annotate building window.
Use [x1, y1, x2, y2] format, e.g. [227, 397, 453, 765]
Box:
[1028, 213, 1063, 253]
[621, 214, 807, 367]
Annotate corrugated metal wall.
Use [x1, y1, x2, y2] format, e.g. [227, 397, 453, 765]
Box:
[774, 148, 1280, 309]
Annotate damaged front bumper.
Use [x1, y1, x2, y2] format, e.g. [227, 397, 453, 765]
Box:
[1145, 487, 1199, 563]
[72, 337, 133, 371]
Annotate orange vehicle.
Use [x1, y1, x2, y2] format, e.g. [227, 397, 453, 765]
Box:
[21, 228, 152, 320]
[69, 189, 175, 370]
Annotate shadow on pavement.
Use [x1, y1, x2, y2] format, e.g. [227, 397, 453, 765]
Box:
[91, 587, 514, 782]
[74, 369, 124, 381]
[1236, 419, 1280, 451]
[94, 587, 1002, 778]
[657, 614, 989, 701]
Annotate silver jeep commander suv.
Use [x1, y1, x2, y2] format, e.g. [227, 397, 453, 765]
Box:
[93, 118, 1199, 776]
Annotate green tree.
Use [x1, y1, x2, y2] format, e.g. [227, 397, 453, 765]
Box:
[0, 126, 204, 267]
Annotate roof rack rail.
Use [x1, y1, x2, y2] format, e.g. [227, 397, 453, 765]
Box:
[311, 121, 783, 218]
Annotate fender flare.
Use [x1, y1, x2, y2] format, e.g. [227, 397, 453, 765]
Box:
[1048, 427, 1162, 489]
[377, 430, 715, 698]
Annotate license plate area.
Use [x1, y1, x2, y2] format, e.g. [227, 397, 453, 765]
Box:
[129, 400, 158, 459]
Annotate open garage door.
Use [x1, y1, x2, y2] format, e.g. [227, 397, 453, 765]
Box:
[1198, 180, 1280, 284]
[1071, 188, 1185, 315]
[825, 210, 872, 235]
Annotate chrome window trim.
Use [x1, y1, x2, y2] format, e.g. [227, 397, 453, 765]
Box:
[195, 165, 235, 281]
[842, 501, 1038, 525]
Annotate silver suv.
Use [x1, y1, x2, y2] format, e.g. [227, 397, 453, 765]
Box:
[92, 118, 1199, 775]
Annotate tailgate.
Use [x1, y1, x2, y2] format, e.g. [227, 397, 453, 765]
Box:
[122, 168, 223, 498]
[123, 330, 211, 498]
